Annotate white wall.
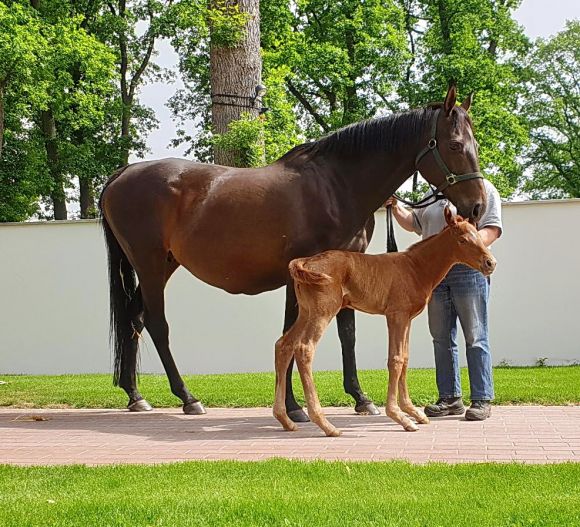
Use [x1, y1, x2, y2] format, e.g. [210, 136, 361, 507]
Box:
[1, 200, 579, 375]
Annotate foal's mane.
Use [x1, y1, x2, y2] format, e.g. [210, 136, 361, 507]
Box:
[279, 104, 444, 163]
[404, 224, 453, 254]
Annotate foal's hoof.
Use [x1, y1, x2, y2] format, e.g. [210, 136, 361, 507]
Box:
[404, 422, 419, 432]
[183, 401, 207, 415]
[355, 401, 380, 416]
[288, 408, 310, 423]
[127, 399, 153, 412]
[325, 428, 342, 438]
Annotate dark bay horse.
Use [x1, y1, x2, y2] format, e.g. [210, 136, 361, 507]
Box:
[98, 84, 486, 419]
[274, 208, 496, 437]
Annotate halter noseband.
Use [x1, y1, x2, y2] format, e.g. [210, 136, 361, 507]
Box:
[394, 108, 484, 209]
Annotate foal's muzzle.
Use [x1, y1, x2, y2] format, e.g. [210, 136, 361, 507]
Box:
[481, 256, 497, 276]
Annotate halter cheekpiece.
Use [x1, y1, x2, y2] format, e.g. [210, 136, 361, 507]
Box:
[394, 108, 484, 209]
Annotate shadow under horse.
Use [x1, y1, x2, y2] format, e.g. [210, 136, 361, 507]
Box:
[98, 84, 486, 421]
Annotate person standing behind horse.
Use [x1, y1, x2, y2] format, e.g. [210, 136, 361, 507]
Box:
[385, 179, 502, 421]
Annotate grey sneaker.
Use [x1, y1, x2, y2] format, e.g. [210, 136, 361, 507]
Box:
[424, 397, 465, 417]
[465, 400, 492, 421]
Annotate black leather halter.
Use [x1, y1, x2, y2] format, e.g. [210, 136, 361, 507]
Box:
[394, 108, 484, 209]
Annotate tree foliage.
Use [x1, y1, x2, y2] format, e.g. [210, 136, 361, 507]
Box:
[1, 1, 578, 221]
[0, 0, 164, 220]
[522, 21, 579, 198]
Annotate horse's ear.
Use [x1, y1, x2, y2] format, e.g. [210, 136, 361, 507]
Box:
[461, 92, 474, 112]
[444, 206, 456, 226]
[444, 81, 457, 115]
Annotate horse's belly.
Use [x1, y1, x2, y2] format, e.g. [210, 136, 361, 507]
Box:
[174, 243, 288, 295]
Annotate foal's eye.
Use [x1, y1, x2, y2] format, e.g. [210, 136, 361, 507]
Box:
[449, 141, 464, 152]
[458, 236, 468, 244]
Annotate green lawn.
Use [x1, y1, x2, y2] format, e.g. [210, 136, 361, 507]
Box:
[0, 366, 578, 408]
[0, 460, 579, 527]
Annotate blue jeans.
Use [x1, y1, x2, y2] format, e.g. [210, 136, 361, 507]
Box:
[427, 264, 494, 401]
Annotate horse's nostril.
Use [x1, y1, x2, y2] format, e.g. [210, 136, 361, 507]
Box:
[472, 203, 481, 220]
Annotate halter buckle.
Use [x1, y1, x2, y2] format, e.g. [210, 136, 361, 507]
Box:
[428, 138, 437, 149]
[446, 174, 458, 185]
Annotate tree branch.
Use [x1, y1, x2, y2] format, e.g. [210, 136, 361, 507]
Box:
[286, 79, 330, 132]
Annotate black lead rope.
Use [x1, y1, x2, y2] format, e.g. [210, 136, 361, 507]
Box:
[385, 205, 398, 253]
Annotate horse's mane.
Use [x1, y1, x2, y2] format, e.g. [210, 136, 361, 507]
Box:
[278, 103, 444, 163]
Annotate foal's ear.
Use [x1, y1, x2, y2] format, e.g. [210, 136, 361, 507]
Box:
[444, 81, 457, 115]
[444, 206, 456, 226]
[460, 92, 474, 112]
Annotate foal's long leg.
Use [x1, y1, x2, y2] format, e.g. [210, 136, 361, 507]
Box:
[385, 316, 418, 431]
[397, 324, 429, 425]
[282, 283, 310, 423]
[336, 308, 379, 415]
[294, 316, 340, 437]
[273, 333, 299, 432]
[137, 252, 205, 415]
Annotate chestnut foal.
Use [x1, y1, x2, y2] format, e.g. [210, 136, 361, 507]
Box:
[273, 207, 496, 437]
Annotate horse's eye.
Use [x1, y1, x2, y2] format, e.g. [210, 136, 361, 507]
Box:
[449, 141, 463, 152]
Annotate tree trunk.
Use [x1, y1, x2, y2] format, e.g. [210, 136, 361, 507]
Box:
[437, 0, 453, 55]
[120, 95, 131, 165]
[210, 0, 262, 167]
[40, 110, 67, 220]
[0, 82, 5, 159]
[79, 177, 96, 218]
[342, 27, 360, 126]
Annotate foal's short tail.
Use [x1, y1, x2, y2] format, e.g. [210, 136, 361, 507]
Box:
[289, 258, 332, 285]
[98, 167, 136, 386]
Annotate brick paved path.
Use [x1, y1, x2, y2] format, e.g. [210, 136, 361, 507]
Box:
[1, 406, 579, 466]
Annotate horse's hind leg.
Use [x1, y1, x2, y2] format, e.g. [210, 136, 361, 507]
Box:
[336, 308, 379, 416]
[137, 252, 205, 415]
[119, 286, 152, 411]
[120, 257, 180, 412]
[282, 283, 310, 423]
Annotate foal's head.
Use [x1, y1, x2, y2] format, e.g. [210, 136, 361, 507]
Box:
[444, 207, 496, 276]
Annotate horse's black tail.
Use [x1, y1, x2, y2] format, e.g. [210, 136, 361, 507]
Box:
[98, 167, 136, 386]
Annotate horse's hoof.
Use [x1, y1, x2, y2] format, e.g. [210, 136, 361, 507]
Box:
[404, 422, 419, 432]
[355, 401, 380, 416]
[288, 408, 310, 423]
[183, 401, 206, 415]
[128, 399, 153, 412]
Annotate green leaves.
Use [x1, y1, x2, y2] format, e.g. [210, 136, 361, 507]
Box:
[522, 21, 580, 198]
[212, 112, 265, 168]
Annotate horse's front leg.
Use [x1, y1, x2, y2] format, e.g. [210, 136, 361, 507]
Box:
[283, 283, 310, 423]
[336, 308, 380, 415]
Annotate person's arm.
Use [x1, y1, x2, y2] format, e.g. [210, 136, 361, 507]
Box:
[477, 182, 503, 247]
[478, 226, 501, 247]
[384, 197, 416, 233]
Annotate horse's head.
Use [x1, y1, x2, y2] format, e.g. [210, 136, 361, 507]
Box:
[418, 83, 486, 221]
[444, 207, 496, 276]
